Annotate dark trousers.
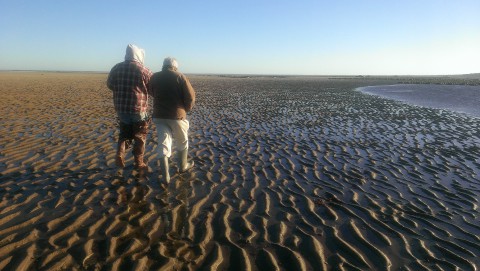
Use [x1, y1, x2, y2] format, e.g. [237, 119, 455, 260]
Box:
[117, 120, 149, 159]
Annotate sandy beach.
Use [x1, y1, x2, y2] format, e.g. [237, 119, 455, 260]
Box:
[0, 72, 479, 270]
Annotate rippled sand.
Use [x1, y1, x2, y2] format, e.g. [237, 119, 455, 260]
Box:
[0, 72, 479, 270]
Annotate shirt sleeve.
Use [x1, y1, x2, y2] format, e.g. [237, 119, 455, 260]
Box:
[106, 68, 115, 90]
[144, 69, 154, 97]
[181, 75, 195, 112]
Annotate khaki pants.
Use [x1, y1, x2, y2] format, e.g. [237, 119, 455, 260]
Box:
[153, 118, 189, 158]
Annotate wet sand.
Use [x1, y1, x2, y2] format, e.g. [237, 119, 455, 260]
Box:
[0, 72, 479, 270]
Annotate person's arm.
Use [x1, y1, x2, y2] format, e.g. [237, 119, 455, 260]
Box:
[181, 75, 195, 112]
[144, 69, 154, 97]
[106, 66, 116, 90]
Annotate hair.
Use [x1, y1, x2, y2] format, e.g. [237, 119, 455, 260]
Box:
[163, 57, 178, 70]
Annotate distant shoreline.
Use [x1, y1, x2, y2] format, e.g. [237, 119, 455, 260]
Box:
[1, 70, 479, 86]
[0, 70, 109, 74]
[1, 70, 479, 78]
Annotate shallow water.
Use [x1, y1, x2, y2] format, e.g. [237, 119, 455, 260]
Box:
[358, 84, 480, 118]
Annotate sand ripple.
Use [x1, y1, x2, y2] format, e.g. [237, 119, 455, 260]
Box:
[1, 73, 479, 270]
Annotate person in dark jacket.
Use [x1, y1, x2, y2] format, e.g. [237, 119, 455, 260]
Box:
[150, 57, 196, 183]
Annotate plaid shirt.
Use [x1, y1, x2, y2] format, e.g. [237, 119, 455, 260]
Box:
[107, 60, 153, 114]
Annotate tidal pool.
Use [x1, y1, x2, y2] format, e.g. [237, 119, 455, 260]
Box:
[358, 84, 480, 118]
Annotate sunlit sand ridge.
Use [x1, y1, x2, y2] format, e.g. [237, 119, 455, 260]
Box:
[0, 73, 479, 270]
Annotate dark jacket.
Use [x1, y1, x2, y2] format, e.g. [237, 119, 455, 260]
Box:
[150, 68, 195, 120]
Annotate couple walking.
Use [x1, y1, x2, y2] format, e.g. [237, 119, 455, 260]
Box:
[107, 44, 195, 183]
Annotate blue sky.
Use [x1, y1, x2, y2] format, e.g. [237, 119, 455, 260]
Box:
[1, 0, 479, 75]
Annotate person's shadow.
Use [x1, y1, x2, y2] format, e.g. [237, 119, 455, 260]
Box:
[151, 172, 198, 269]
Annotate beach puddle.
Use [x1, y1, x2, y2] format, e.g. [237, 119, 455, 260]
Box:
[358, 84, 480, 118]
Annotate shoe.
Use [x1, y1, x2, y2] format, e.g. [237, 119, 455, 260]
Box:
[178, 148, 194, 173]
[160, 156, 170, 183]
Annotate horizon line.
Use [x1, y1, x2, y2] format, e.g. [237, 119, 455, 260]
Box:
[1, 69, 479, 78]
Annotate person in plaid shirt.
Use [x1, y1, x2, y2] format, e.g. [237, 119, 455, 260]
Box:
[107, 44, 153, 170]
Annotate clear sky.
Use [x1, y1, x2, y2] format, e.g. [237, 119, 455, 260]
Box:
[1, 0, 479, 75]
